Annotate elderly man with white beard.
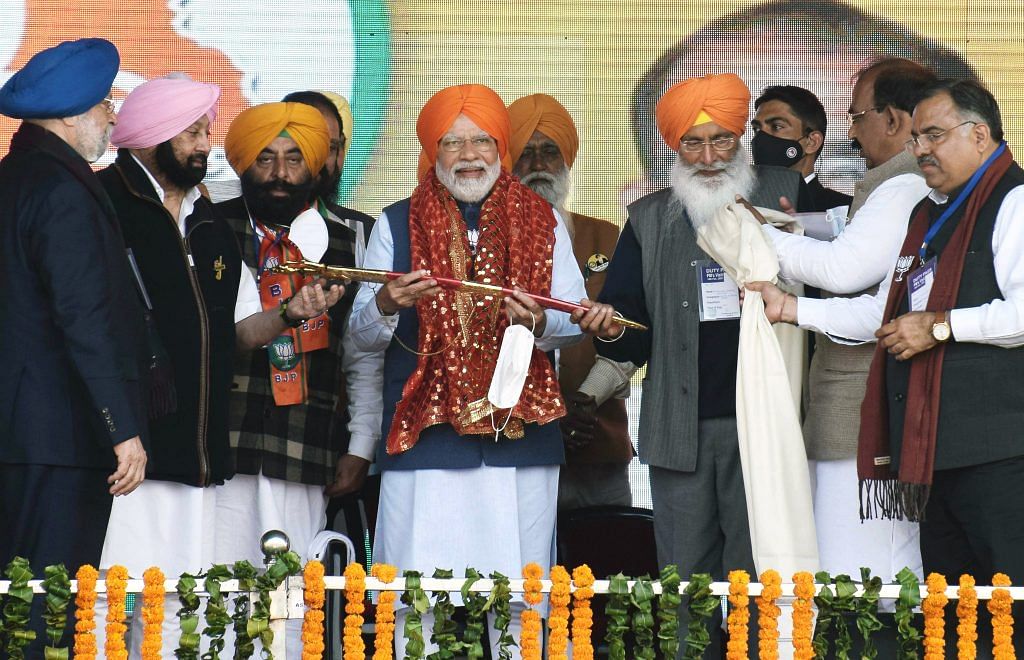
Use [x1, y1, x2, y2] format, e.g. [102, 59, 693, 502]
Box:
[584, 73, 803, 657]
[507, 93, 634, 511]
[348, 84, 617, 658]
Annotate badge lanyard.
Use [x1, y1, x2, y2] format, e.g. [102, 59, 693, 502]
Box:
[919, 141, 1006, 265]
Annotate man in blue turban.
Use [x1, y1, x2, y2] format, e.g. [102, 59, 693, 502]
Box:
[0, 39, 150, 651]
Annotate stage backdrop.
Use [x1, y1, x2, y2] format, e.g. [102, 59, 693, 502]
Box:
[3, 0, 1023, 507]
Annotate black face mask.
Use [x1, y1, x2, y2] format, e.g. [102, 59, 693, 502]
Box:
[751, 131, 805, 168]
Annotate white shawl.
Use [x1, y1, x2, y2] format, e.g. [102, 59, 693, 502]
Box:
[696, 202, 819, 577]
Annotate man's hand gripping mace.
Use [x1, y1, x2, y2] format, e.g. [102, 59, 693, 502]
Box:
[270, 259, 649, 331]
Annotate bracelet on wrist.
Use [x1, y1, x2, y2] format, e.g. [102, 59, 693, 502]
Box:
[597, 324, 627, 343]
[279, 296, 305, 328]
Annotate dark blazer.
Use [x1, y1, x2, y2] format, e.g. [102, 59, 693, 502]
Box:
[0, 124, 148, 469]
[803, 174, 853, 212]
[98, 151, 242, 486]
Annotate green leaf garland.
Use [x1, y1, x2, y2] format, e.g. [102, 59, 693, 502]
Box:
[604, 573, 630, 660]
[894, 567, 922, 660]
[401, 570, 428, 659]
[2, 557, 36, 659]
[460, 569, 487, 660]
[682, 573, 717, 660]
[41, 563, 71, 660]
[657, 565, 682, 660]
[486, 572, 515, 660]
[201, 564, 233, 660]
[630, 575, 656, 659]
[230, 560, 259, 659]
[427, 568, 459, 659]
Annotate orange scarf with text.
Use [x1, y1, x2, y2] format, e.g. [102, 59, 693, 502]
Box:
[386, 170, 565, 454]
[256, 222, 330, 405]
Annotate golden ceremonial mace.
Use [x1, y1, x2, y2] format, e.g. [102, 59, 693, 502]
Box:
[269, 259, 649, 331]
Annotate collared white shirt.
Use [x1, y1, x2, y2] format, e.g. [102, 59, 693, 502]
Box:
[797, 184, 1024, 346]
[130, 154, 261, 322]
[344, 207, 586, 459]
[765, 173, 931, 294]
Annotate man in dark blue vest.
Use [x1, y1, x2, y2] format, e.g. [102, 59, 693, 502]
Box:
[348, 83, 617, 658]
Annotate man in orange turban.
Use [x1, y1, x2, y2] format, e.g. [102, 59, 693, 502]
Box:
[507, 93, 633, 513]
[212, 100, 357, 655]
[347, 83, 617, 658]
[582, 72, 806, 656]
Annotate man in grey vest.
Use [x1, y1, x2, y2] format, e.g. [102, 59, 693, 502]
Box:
[578, 73, 801, 657]
[751, 58, 936, 586]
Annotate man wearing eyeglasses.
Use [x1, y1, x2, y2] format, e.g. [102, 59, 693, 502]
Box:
[753, 77, 1024, 650]
[747, 59, 935, 601]
[0, 39, 150, 656]
[581, 72, 802, 657]
[347, 84, 616, 657]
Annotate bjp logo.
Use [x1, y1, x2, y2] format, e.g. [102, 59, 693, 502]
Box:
[0, 0, 390, 201]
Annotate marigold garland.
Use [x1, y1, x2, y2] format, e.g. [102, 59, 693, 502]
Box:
[923, 573, 949, 660]
[792, 571, 816, 660]
[726, 570, 750, 660]
[755, 570, 781, 660]
[520, 563, 544, 660]
[547, 565, 571, 660]
[140, 567, 165, 660]
[301, 560, 326, 660]
[73, 564, 99, 660]
[343, 562, 366, 660]
[956, 574, 979, 660]
[571, 564, 596, 660]
[103, 565, 129, 660]
[371, 564, 398, 660]
[988, 573, 1015, 660]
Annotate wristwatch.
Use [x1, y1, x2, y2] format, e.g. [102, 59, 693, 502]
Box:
[279, 296, 305, 329]
[931, 310, 952, 343]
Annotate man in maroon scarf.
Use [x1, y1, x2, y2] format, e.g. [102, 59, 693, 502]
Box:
[760, 78, 1024, 653]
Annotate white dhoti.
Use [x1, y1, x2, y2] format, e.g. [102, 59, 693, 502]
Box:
[812, 458, 922, 582]
[97, 480, 220, 659]
[375, 463, 559, 659]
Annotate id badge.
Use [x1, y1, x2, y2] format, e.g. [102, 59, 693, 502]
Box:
[907, 257, 937, 312]
[695, 260, 740, 321]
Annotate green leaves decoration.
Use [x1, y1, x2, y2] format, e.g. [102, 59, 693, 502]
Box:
[460, 569, 487, 659]
[657, 565, 682, 660]
[2, 557, 36, 659]
[831, 574, 858, 659]
[486, 572, 515, 660]
[41, 563, 71, 660]
[249, 550, 302, 659]
[604, 573, 630, 660]
[230, 560, 259, 659]
[200, 564, 232, 660]
[894, 567, 922, 660]
[812, 570, 835, 659]
[631, 575, 656, 659]
[428, 569, 459, 659]
[175, 572, 202, 659]
[682, 573, 717, 660]
[401, 570, 428, 659]
[855, 567, 884, 660]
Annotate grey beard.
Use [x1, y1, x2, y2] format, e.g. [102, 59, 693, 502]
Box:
[670, 144, 756, 230]
[436, 158, 501, 203]
[520, 166, 571, 209]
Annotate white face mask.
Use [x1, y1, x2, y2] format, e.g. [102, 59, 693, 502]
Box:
[487, 322, 536, 436]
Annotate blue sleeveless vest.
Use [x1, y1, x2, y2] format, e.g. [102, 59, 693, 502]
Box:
[376, 198, 565, 471]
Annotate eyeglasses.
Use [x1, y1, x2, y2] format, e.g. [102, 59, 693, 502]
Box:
[904, 121, 978, 151]
[439, 136, 497, 153]
[679, 136, 737, 153]
[100, 97, 116, 113]
[847, 106, 884, 125]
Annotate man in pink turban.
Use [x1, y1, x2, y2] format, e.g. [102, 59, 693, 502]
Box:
[95, 77, 341, 659]
[578, 72, 806, 655]
[347, 83, 618, 657]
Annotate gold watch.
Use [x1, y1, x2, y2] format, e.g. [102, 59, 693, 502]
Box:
[932, 310, 952, 343]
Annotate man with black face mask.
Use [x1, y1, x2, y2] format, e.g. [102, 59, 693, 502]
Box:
[96, 77, 341, 657]
[752, 85, 852, 212]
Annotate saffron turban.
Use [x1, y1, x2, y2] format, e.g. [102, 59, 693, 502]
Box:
[416, 84, 510, 168]
[315, 90, 353, 161]
[655, 73, 750, 150]
[507, 93, 579, 167]
[0, 38, 119, 119]
[224, 102, 329, 176]
[111, 74, 220, 149]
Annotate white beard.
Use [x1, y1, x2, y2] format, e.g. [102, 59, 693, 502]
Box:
[436, 158, 501, 203]
[670, 144, 756, 230]
[75, 110, 113, 163]
[520, 165, 571, 209]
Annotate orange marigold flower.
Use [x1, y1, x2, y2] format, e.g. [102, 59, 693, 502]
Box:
[342, 563, 366, 660]
[757, 570, 782, 660]
[726, 570, 750, 660]
[74, 564, 100, 660]
[370, 564, 398, 660]
[988, 573, 1015, 660]
[923, 573, 948, 660]
[140, 566, 165, 660]
[957, 574, 978, 660]
[792, 572, 816, 660]
[302, 560, 327, 660]
[571, 565, 595, 660]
